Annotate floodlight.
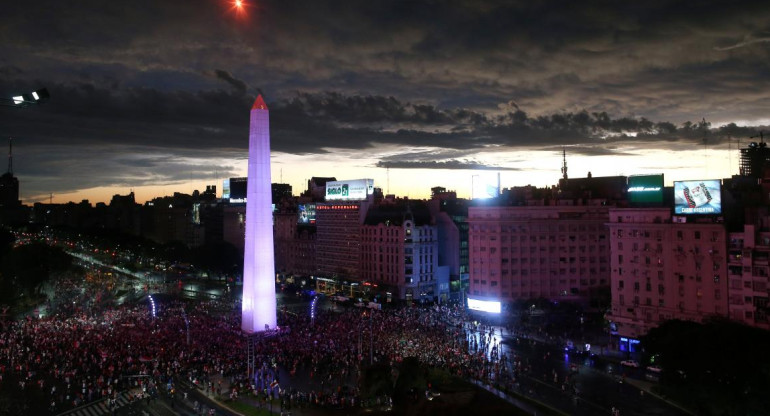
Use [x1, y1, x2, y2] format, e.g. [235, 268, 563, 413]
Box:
[2, 88, 50, 108]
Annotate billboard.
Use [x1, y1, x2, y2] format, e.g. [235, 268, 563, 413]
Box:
[628, 174, 664, 204]
[467, 296, 501, 314]
[472, 172, 500, 200]
[222, 179, 230, 200]
[298, 204, 316, 224]
[674, 180, 722, 215]
[325, 179, 374, 201]
[223, 177, 248, 203]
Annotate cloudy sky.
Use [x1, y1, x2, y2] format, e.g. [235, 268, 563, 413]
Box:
[1, 0, 770, 204]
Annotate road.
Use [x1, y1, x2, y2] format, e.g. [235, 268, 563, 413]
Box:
[464, 324, 691, 416]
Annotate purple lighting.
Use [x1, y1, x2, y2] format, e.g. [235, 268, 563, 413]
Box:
[241, 95, 277, 333]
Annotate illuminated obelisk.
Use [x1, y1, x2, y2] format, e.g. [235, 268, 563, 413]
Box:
[241, 95, 277, 333]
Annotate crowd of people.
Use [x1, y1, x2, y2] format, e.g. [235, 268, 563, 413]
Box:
[1, 270, 535, 415]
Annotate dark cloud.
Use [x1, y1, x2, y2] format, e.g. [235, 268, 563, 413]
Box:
[214, 70, 248, 94]
[376, 160, 520, 171]
[2, 0, 770, 200]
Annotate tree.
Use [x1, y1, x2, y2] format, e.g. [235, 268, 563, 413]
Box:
[0, 242, 72, 299]
[642, 318, 770, 415]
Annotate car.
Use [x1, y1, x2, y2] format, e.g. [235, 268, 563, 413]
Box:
[646, 365, 662, 373]
[620, 360, 639, 368]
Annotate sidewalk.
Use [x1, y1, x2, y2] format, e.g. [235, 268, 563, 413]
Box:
[184, 374, 316, 416]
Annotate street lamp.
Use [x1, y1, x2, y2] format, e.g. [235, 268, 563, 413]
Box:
[1, 88, 50, 108]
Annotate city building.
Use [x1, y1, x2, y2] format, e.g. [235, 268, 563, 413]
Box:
[315, 201, 368, 279]
[607, 207, 729, 349]
[468, 204, 610, 306]
[274, 208, 317, 279]
[0, 138, 28, 225]
[727, 221, 770, 330]
[739, 139, 770, 179]
[272, 183, 293, 203]
[428, 187, 469, 300]
[360, 200, 442, 302]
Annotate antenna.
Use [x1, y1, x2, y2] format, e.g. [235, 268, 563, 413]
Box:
[703, 118, 708, 177]
[561, 147, 568, 180]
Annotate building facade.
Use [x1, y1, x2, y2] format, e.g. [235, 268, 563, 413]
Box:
[360, 204, 440, 302]
[315, 201, 368, 279]
[607, 208, 729, 340]
[727, 223, 770, 330]
[468, 204, 610, 304]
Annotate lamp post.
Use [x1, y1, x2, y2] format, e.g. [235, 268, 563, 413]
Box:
[181, 307, 190, 345]
[1, 88, 50, 108]
[369, 309, 373, 365]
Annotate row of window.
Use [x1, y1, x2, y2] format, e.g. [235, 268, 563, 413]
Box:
[473, 278, 606, 286]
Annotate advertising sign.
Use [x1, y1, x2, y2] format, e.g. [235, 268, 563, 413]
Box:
[467, 297, 501, 314]
[325, 179, 374, 201]
[627, 174, 663, 204]
[674, 180, 722, 214]
[222, 179, 230, 200]
[298, 204, 317, 224]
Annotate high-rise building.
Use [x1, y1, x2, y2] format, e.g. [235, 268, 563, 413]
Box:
[242, 95, 277, 333]
[272, 183, 293, 203]
[739, 140, 770, 179]
[0, 138, 19, 207]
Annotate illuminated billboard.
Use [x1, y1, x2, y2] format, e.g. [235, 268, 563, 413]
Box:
[467, 296, 501, 314]
[223, 177, 248, 203]
[325, 179, 374, 201]
[472, 172, 500, 200]
[674, 180, 722, 215]
[222, 179, 230, 200]
[298, 204, 316, 224]
[628, 174, 664, 204]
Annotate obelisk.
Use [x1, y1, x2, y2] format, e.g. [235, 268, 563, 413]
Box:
[241, 95, 277, 333]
